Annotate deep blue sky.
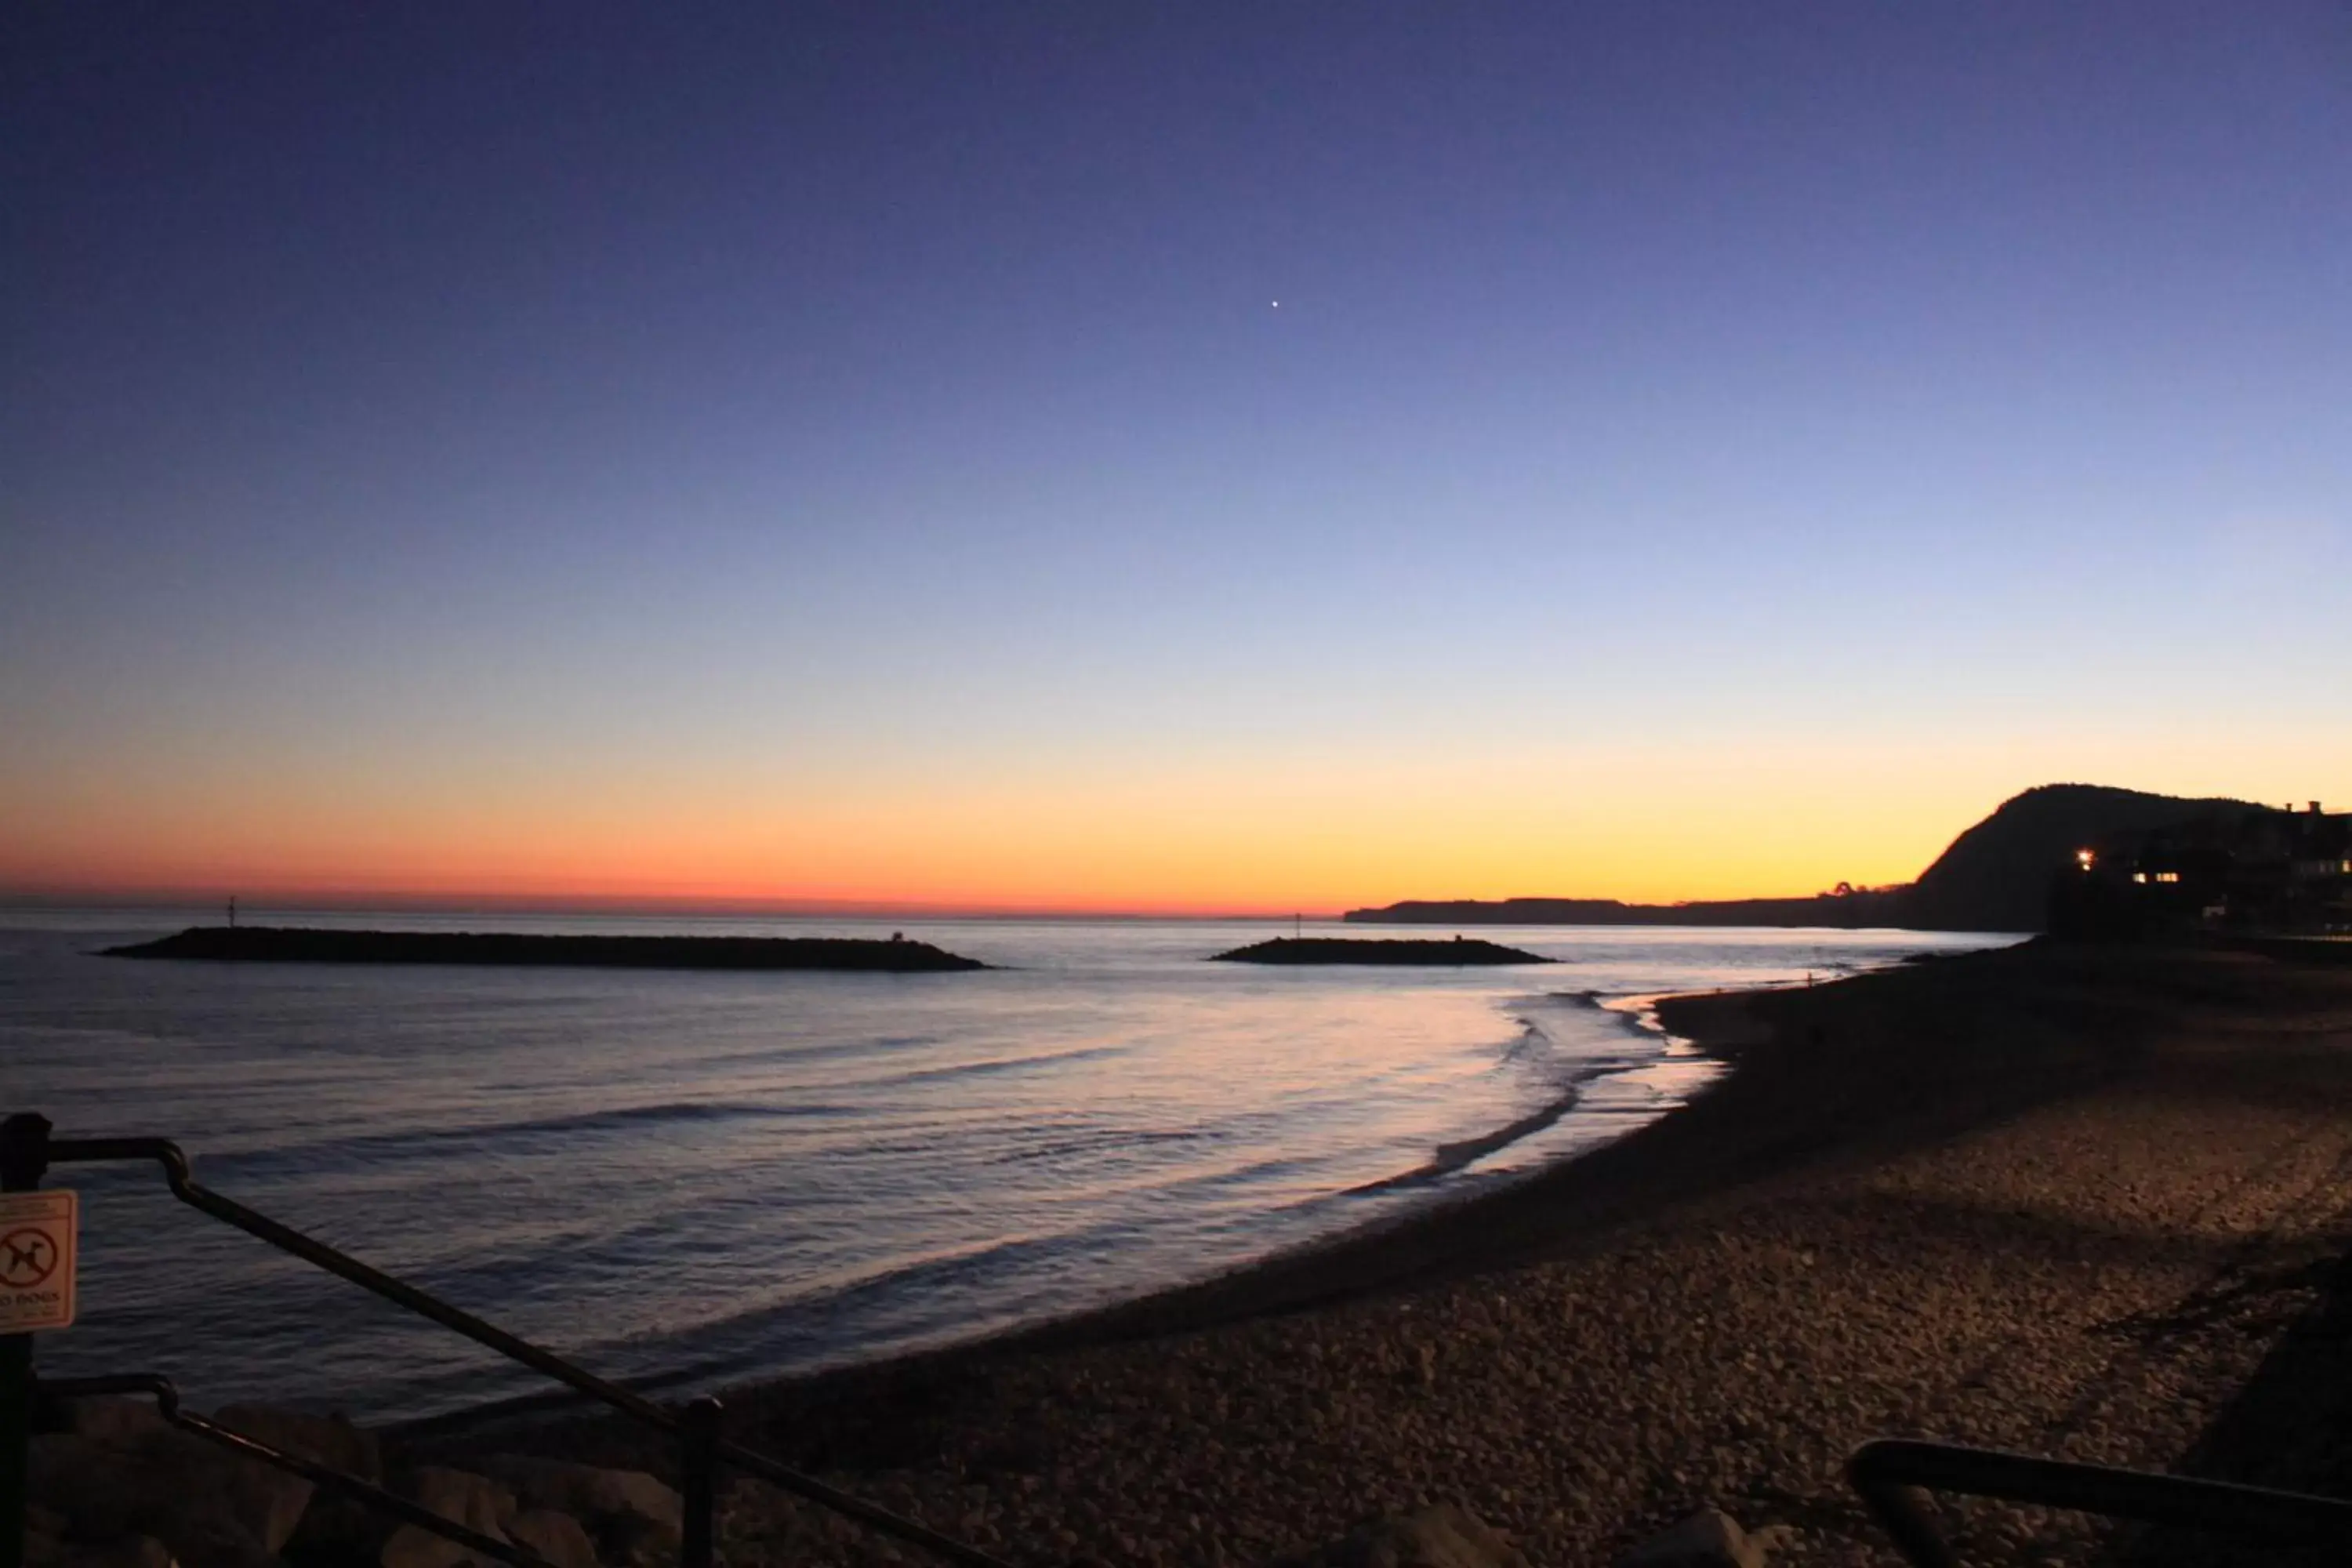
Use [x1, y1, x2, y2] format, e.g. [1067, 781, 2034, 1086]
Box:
[5, 3, 2348, 906]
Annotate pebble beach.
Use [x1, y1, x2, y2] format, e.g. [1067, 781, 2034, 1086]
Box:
[445, 939, 2352, 1566]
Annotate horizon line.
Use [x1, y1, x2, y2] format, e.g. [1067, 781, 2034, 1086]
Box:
[0, 887, 1347, 923]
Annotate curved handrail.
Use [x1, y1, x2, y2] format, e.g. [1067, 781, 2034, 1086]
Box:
[1849, 1437, 2352, 1565]
[23, 1122, 1009, 1568]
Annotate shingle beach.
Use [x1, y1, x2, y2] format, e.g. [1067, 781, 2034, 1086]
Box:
[456, 941, 2352, 1566]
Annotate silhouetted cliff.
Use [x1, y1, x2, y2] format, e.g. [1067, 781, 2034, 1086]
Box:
[1345, 783, 2269, 934]
[1903, 783, 2263, 931]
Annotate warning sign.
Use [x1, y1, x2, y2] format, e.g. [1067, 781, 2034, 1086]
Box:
[0, 1189, 77, 1332]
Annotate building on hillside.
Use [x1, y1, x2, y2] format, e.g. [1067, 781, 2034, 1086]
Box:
[2049, 801, 2352, 938]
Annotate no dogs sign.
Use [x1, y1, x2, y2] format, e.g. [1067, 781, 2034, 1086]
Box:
[0, 1189, 77, 1332]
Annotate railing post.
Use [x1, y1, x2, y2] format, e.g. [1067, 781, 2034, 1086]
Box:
[1, 1113, 53, 1568]
[679, 1396, 721, 1568]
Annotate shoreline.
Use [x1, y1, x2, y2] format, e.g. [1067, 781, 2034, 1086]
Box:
[401, 940, 2027, 1445]
[735, 944, 2063, 1374]
[405, 945, 2004, 1448]
[391, 958, 1780, 1443]
[411, 937, 2352, 1566]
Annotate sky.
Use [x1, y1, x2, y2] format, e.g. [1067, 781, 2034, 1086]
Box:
[5, 2, 2349, 913]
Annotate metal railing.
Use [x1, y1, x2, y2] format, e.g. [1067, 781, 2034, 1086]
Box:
[1849, 1437, 2352, 1565]
[38, 1373, 557, 1568]
[0, 1112, 1010, 1568]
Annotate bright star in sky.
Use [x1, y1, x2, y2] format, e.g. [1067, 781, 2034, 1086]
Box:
[5, 5, 2349, 912]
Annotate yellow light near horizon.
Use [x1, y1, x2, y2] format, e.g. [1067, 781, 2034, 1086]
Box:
[0, 775, 1962, 912]
[5, 720, 2346, 913]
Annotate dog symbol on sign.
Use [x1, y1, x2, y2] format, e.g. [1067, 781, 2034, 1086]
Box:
[2, 1229, 57, 1288]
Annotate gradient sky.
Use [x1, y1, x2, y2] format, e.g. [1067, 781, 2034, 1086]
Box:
[5, 2, 2349, 913]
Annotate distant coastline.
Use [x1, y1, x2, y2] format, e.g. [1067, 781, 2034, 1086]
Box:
[1345, 782, 2290, 933]
[1343, 893, 1908, 929]
[101, 925, 991, 972]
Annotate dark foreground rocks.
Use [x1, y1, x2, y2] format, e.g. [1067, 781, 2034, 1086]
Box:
[24, 1399, 680, 1568]
[1278, 1504, 1530, 1567]
[20, 1391, 1791, 1568]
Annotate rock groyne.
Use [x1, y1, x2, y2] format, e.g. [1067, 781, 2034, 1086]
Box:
[1210, 936, 1551, 966]
[101, 927, 989, 974]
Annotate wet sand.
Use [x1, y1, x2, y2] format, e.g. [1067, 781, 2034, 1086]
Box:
[464, 939, 2352, 1566]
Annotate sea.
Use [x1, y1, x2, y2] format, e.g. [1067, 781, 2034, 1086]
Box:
[0, 909, 2017, 1423]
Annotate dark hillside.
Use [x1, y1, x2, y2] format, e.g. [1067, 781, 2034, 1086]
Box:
[1904, 783, 2263, 931]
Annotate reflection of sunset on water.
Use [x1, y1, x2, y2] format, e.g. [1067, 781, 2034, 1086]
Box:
[5, 909, 2005, 1419]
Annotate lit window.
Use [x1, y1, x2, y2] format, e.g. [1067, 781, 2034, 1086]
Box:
[2132, 873, 2147, 884]
[2157, 872, 2181, 884]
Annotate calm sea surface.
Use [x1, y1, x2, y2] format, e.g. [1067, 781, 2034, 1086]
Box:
[0, 910, 2016, 1421]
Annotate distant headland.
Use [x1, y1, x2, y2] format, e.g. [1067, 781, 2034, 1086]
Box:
[103, 925, 991, 972]
[1345, 783, 2308, 933]
[1211, 936, 1550, 965]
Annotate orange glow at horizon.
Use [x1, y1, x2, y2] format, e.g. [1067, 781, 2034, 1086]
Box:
[9, 726, 2345, 916]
